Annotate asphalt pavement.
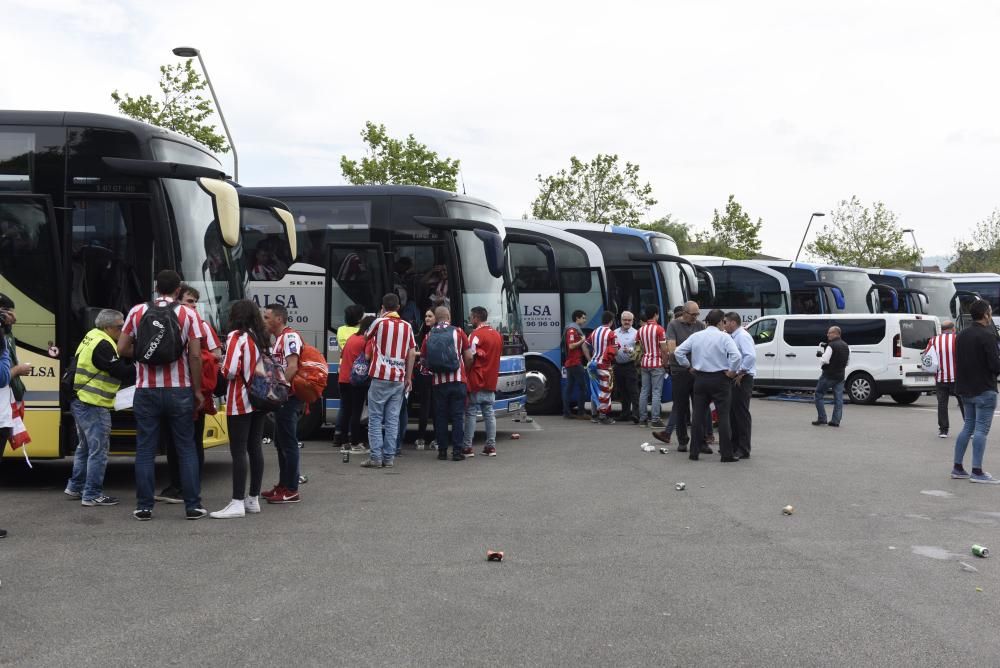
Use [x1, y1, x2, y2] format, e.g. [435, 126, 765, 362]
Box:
[1, 394, 998, 667]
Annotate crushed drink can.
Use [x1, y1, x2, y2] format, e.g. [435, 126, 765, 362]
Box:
[782, 505, 795, 515]
[659, 447, 669, 454]
[972, 545, 990, 558]
[512, 433, 521, 440]
[487, 550, 504, 562]
[675, 482, 686, 491]
[342, 450, 350, 463]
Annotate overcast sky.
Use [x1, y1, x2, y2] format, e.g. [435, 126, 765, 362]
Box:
[4, 0, 998, 262]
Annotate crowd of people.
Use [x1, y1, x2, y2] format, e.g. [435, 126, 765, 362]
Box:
[2, 285, 999, 538]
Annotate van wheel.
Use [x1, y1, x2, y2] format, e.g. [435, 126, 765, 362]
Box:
[525, 358, 561, 414]
[847, 372, 877, 404]
[891, 392, 921, 405]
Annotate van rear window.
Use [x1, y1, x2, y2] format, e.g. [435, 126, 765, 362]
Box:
[900, 319, 936, 349]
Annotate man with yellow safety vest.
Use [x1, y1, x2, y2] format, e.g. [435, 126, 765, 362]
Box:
[63, 309, 136, 507]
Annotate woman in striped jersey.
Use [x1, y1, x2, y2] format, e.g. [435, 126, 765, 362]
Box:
[211, 300, 269, 519]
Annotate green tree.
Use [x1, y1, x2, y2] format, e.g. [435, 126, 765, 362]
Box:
[530, 154, 657, 226]
[111, 60, 228, 153]
[340, 121, 460, 191]
[693, 195, 763, 259]
[950, 208, 1000, 272]
[806, 196, 919, 268]
[634, 214, 693, 253]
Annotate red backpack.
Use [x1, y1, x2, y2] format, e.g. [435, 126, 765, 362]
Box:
[292, 343, 328, 404]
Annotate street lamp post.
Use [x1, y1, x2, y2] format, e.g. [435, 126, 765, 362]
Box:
[172, 46, 238, 182]
[794, 212, 826, 263]
[901, 228, 921, 271]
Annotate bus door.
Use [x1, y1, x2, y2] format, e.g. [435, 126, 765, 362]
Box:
[560, 268, 607, 338]
[389, 238, 455, 332]
[326, 241, 389, 334]
[0, 194, 63, 456]
[605, 266, 658, 319]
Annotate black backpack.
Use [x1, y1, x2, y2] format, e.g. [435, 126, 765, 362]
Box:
[135, 301, 184, 365]
[425, 325, 461, 373]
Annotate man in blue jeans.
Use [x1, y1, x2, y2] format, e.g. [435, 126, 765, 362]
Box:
[363, 294, 417, 468]
[812, 326, 850, 427]
[562, 310, 591, 418]
[463, 306, 502, 456]
[952, 300, 1000, 483]
[262, 303, 304, 503]
[65, 309, 135, 507]
[118, 270, 206, 521]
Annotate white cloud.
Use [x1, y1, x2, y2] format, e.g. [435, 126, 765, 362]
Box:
[3, 0, 999, 259]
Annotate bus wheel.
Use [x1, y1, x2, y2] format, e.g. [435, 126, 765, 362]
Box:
[890, 392, 921, 405]
[847, 372, 877, 404]
[525, 359, 561, 415]
[297, 398, 325, 439]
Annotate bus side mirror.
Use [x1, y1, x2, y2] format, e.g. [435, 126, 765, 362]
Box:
[832, 287, 846, 310]
[197, 177, 240, 248]
[475, 229, 505, 278]
[271, 206, 297, 260]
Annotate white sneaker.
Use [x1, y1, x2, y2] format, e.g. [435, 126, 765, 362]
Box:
[349, 443, 367, 454]
[415, 439, 426, 450]
[244, 496, 261, 513]
[210, 499, 246, 519]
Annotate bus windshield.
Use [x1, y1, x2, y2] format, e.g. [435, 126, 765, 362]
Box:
[445, 201, 522, 342]
[818, 269, 873, 314]
[908, 275, 956, 319]
[650, 235, 685, 308]
[151, 139, 244, 331]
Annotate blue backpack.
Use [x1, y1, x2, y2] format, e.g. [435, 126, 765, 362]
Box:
[350, 354, 371, 386]
[426, 325, 460, 373]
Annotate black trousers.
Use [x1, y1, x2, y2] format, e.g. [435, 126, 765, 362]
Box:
[227, 411, 266, 499]
[729, 375, 753, 457]
[168, 413, 205, 490]
[936, 382, 965, 434]
[691, 372, 733, 460]
[415, 374, 433, 441]
[614, 362, 639, 420]
[671, 369, 694, 445]
[335, 382, 366, 445]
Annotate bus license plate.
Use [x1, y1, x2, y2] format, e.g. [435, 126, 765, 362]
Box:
[508, 401, 522, 412]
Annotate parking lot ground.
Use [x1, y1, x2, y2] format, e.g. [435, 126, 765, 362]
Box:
[1, 394, 999, 666]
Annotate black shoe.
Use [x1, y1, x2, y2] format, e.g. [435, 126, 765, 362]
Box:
[700, 446, 713, 455]
[451, 453, 466, 461]
[737, 451, 750, 459]
[133, 509, 153, 521]
[0, 528, 7, 538]
[688, 455, 699, 461]
[828, 423, 840, 427]
[720, 456, 739, 463]
[185, 507, 208, 520]
[82, 495, 120, 507]
[154, 487, 183, 504]
[437, 452, 448, 460]
[677, 444, 688, 453]
[811, 420, 827, 426]
[631, 416, 640, 425]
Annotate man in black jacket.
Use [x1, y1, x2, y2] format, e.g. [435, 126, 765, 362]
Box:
[812, 326, 850, 427]
[952, 301, 1000, 483]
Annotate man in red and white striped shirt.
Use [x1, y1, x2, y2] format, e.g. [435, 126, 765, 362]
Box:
[925, 320, 965, 438]
[262, 303, 305, 504]
[587, 311, 618, 423]
[420, 305, 473, 460]
[118, 269, 205, 521]
[637, 304, 670, 427]
[363, 293, 417, 468]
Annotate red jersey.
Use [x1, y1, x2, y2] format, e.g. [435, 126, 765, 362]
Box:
[366, 313, 416, 383]
[638, 320, 666, 368]
[467, 324, 502, 393]
[564, 326, 585, 367]
[925, 331, 957, 384]
[122, 298, 199, 389]
[339, 333, 367, 384]
[420, 323, 470, 385]
[223, 330, 260, 415]
[587, 326, 616, 366]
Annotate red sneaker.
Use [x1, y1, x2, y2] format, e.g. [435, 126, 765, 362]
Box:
[261, 485, 283, 500]
[268, 490, 301, 504]
[462, 446, 475, 457]
[482, 446, 497, 457]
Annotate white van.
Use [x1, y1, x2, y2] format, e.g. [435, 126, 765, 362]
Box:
[744, 313, 940, 404]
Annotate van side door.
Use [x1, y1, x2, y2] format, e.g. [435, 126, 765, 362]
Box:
[746, 318, 778, 383]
